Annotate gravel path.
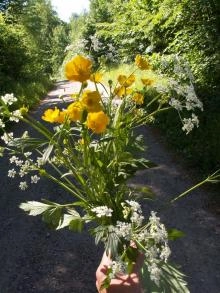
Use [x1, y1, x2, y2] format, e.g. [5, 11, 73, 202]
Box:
[0, 81, 219, 293]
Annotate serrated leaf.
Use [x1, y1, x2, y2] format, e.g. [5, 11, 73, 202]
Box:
[56, 214, 75, 230]
[140, 261, 190, 293]
[19, 201, 51, 216]
[42, 206, 62, 228]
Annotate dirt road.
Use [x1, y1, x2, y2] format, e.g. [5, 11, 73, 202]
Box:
[0, 81, 219, 293]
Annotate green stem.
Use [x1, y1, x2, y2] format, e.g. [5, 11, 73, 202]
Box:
[170, 178, 208, 203]
[43, 171, 87, 203]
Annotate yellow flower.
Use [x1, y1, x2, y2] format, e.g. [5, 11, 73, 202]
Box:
[114, 86, 133, 98]
[81, 90, 102, 112]
[117, 74, 135, 87]
[66, 101, 84, 122]
[56, 111, 67, 123]
[135, 54, 151, 70]
[90, 72, 103, 83]
[65, 55, 92, 82]
[132, 93, 144, 105]
[42, 107, 62, 123]
[141, 78, 155, 86]
[86, 111, 110, 134]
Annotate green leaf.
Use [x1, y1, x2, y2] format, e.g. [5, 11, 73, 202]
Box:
[42, 144, 53, 163]
[56, 213, 77, 230]
[19, 201, 51, 216]
[140, 261, 190, 293]
[168, 229, 185, 240]
[69, 218, 84, 232]
[42, 206, 63, 229]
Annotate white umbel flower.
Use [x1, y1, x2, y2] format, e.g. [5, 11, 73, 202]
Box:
[8, 169, 16, 178]
[1, 93, 17, 105]
[31, 175, 40, 184]
[19, 181, 28, 190]
[91, 206, 113, 218]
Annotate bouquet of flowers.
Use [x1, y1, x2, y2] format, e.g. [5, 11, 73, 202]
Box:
[1, 54, 217, 292]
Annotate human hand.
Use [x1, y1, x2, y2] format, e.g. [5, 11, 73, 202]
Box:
[96, 251, 144, 293]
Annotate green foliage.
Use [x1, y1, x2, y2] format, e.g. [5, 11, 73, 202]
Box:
[0, 0, 69, 109]
[82, 0, 220, 173]
[141, 261, 190, 293]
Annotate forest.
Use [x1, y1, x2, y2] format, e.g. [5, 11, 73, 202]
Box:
[1, 0, 220, 173]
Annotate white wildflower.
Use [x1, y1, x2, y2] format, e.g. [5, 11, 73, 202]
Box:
[9, 110, 23, 123]
[1, 132, 14, 144]
[1, 93, 17, 105]
[91, 206, 113, 218]
[148, 262, 161, 285]
[149, 211, 168, 243]
[182, 114, 199, 134]
[9, 155, 19, 164]
[145, 246, 160, 262]
[31, 175, 40, 184]
[160, 244, 171, 262]
[149, 211, 160, 225]
[169, 98, 183, 111]
[125, 200, 141, 212]
[15, 159, 23, 167]
[0, 118, 5, 128]
[115, 221, 132, 240]
[19, 169, 27, 177]
[19, 181, 28, 190]
[24, 152, 32, 158]
[8, 169, 16, 178]
[36, 157, 44, 167]
[130, 211, 144, 226]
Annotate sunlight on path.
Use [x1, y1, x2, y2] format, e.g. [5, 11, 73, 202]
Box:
[41, 81, 109, 106]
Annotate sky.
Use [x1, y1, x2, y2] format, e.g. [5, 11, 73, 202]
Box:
[51, 0, 90, 22]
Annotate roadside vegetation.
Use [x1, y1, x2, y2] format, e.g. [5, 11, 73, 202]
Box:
[65, 0, 220, 174]
[0, 0, 69, 108]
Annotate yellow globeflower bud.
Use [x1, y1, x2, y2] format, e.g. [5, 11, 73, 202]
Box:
[86, 111, 110, 134]
[81, 90, 102, 113]
[65, 55, 92, 82]
[132, 93, 144, 105]
[141, 78, 155, 86]
[66, 101, 84, 122]
[89, 72, 103, 83]
[114, 86, 133, 98]
[117, 74, 135, 87]
[135, 54, 151, 70]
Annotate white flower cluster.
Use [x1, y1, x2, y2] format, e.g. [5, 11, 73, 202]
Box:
[115, 221, 132, 240]
[90, 34, 103, 52]
[182, 113, 199, 134]
[7, 153, 41, 190]
[1, 132, 14, 144]
[144, 212, 171, 285]
[125, 200, 144, 226]
[169, 82, 203, 112]
[0, 118, 5, 128]
[1, 93, 17, 105]
[112, 209, 171, 286]
[91, 205, 113, 218]
[9, 109, 23, 123]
